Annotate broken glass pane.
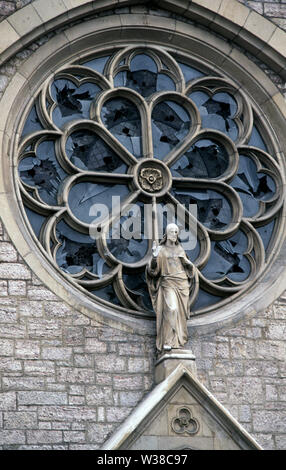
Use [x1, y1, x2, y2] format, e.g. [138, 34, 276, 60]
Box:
[24, 205, 46, 239]
[192, 288, 224, 311]
[230, 154, 276, 217]
[68, 182, 130, 224]
[55, 219, 108, 276]
[171, 187, 232, 230]
[106, 202, 148, 264]
[248, 124, 267, 152]
[152, 101, 191, 160]
[19, 140, 67, 206]
[171, 139, 229, 178]
[51, 79, 100, 126]
[177, 62, 204, 83]
[101, 97, 142, 157]
[123, 270, 154, 313]
[21, 105, 43, 138]
[189, 91, 238, 141]
[201, 231, 251, 282]
[81, 55, 110, 74]
[65, 130, 128, 173]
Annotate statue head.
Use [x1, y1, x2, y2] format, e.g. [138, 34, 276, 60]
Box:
[160, 223, 180, 245]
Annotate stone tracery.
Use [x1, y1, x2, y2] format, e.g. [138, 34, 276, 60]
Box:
[17, 45, 283, 317]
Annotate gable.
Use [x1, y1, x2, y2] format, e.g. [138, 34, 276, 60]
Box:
[102, 365, 262, 450]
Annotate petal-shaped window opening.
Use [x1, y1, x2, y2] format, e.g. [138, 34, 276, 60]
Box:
[114, 53, 175, 96]
[230, 154, 276, 217]
[202, 231, 251, 282]
[106, 201, 149, 264]
[101, 97, 142, 157]
[21, 105, 43, 138]
[68, 182, 130, 224]
[55, 220, 108, 276]
[19, 140, 67, 206]
[189, 91, 238, 141]
[171, 187, 232, 231]
[171, 139, 229, 178]
[51, 79, 100, 126]
[65, 129, 128, 173]
[152, 101, 191, 160]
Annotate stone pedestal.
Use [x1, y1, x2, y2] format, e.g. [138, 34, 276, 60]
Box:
[154, 348, 197, 384]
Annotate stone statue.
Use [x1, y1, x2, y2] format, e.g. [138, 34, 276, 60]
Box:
[146, 223, 196, 353]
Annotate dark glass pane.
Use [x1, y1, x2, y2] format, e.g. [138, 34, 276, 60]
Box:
[152, 101, 191, 160]
[177, 62, 204, 83]
[230, 154, 276, 217]
[91, 284, 121, 306]
[130, 54, 157, 73]
[21, 105, 43, 138]
[55, 220, 108, 275]
[68, 182, 129, 224]
[171, 187, 232, 230]
[66, 130, 128, 173]
[114, 69, 175, 97]
[101, 98, 142, 157]
[189, 91, 238, 141]
[256, 219, 275, 253]
[51, 79, 100, 126]
[201, 231, 251, 282]
[19, 140, 66, 206]
[81, 55, 110, 74]
[171, 139, 229, 178]
[123, 270, 154, 312]
[24, 205, 46, 239]
[193, 288, 224, 311]
[248, 125, 267, 151]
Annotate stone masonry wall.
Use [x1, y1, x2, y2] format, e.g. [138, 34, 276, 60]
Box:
[0, 0, 286, 450]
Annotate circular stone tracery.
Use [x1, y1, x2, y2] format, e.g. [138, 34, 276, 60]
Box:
[15, 44, 284, 321]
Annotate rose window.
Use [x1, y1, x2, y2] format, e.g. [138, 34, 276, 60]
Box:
[17, 46, 283, 317]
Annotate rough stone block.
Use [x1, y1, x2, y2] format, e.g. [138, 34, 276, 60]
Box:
[113, 375, 143, 390]
[0, 263, 31, 279]
[15, 340, 40, 359]
[57, 367, 94, 384]
[86, 386, 113, 405]
[18, 391, 68, 406]
[95, 354, 126, 373]
[27, 430, 63, 444]
[4, 411, 37, 429]
[0, 339, 13, 356]
[0, 392, 16, 411]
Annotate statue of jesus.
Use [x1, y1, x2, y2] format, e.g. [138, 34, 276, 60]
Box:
[146, 223, 195, 352]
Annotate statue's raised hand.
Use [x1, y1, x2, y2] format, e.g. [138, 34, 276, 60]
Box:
[152, 241, 161, 258]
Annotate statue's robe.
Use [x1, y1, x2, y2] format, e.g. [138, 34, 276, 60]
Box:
[146, 244, 194, 352]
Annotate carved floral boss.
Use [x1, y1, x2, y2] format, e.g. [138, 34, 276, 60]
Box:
[139, 168, 163, 192]
[17, 45, 284, 316]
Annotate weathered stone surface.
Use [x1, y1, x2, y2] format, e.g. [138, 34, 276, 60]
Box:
[4, 411, 37, 429]
[18, 392, 68, 406]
